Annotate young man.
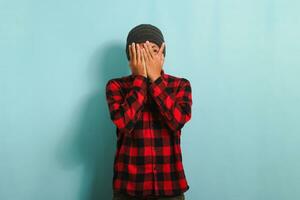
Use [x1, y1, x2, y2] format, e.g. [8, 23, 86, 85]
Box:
[105, 24, 192, 200]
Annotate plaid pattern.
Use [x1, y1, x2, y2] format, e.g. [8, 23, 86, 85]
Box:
[113, 190, 185, 200]
[105, 69, 192, 198]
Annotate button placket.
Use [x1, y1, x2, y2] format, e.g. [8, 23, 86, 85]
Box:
[148, 103, 159, 195]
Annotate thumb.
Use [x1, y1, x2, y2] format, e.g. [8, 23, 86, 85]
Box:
[160, 55, 164, 64]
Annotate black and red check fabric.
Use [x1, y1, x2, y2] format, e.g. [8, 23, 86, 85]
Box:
[105, 69, 192, 198]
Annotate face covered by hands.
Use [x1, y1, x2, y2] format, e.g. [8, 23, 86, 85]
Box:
[128, 41, 165, 82]
[141, 40, 165, 82]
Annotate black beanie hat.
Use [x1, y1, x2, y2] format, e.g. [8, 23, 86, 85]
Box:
[126, 24, 166, 61]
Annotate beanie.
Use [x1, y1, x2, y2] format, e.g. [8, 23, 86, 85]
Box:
[125, 24, 166, 61]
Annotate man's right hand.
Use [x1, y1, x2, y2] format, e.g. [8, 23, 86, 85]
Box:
[128, 42, 147, 78]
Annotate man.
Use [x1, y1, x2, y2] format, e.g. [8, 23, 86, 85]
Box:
[105, 24, 192, 200]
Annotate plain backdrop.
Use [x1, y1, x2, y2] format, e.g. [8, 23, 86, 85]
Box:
[1, 0, 299, 200]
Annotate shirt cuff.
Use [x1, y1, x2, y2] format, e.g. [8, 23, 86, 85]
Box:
[148, 76, 166, 97]
[132, 75, 148, 89]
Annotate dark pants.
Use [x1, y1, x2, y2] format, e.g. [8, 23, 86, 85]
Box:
[112, 191, 185, 200]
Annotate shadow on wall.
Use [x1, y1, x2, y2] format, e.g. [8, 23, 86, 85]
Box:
[56, 41, 130, 200]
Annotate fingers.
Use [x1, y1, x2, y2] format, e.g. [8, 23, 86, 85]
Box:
[137, 43, 141, 63]
[142, 47, 149, 63]
[142, 54, 147, 77]
[142, 49, 149, 77]
[159, 42, 165, 56]
[141, 46, 145, 66]
[132, 42, 137, 63]
[160, 54, 164, 66]
[158, 43, 165, 65]
[144, 41, 154, 60]
[147, 41, 156, 58]
[129, 44, 132, 61]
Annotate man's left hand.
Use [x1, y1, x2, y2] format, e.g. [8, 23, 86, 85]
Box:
[142, 41, 165, 82]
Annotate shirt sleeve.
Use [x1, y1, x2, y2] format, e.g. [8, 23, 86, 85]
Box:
[148, 76, 192, 132]
[105, 75, 148, 135]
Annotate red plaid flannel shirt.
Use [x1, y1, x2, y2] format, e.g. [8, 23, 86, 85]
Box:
[105, 69, 192, 197]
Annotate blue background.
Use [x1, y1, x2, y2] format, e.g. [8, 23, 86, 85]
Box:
[1, 0, 299, 199]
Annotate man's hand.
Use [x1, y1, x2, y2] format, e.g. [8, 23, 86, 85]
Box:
[142, 41, 165, 82]
[129, 42, 147, 78]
